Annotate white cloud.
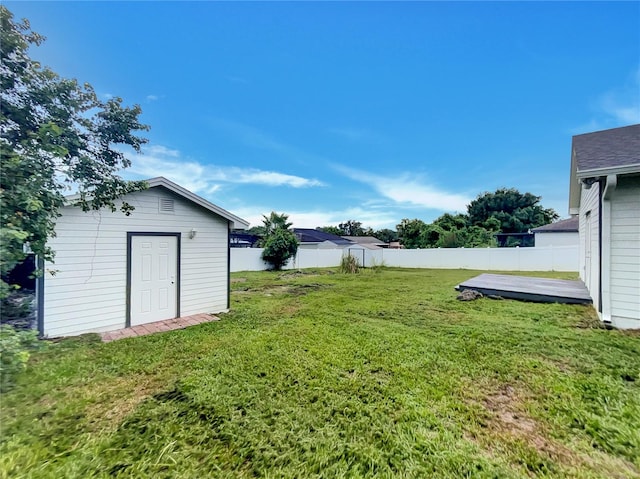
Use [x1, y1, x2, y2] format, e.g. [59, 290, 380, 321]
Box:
[334, 165, 471, 212]
[231, 205, 399, 230]
[574, 69, 640, 133]
[122, 144, 324, 195]
[145, 145, 180, 157]
[235, 171, 323, 188]
[599, 68, 640, 124]
[600, 92, 640, 124]
[146, 94, 159, 102]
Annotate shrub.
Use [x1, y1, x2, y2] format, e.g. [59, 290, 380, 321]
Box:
[261, 229, 298, 270]
[1, 290, 36, 330]
[339, 254, 360, 274]
[0, 325, 41, 392]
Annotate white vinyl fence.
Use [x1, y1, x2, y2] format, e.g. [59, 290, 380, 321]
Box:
[231, 245, 579, 272]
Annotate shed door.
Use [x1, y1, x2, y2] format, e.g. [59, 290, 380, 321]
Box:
[130, 236, 178, 326]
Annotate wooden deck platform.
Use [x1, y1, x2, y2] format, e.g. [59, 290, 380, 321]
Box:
[456, 273, 592, 304]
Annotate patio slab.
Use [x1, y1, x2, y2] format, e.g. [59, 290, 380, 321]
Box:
[456, 273, 592, 304]
[100, 313, 220, 342]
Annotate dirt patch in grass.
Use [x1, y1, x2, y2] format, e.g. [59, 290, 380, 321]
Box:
[574, 311, 606, 329]
[230, 277, 247, 283]
[483, 385, 537, 434]
[471, 384, 639, 478]
[621, 328, 640, 337]
[278, 303, 302, 316]
[278, 270, 334, 279]
[472, 384, 579, 472]
[237, 283, 329, 297]
[84, 376, 169, 431]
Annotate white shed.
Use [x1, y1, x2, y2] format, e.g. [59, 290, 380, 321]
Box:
[569, 124, 640, 330]
[37, 177, 249, 338]
[532, 217, 579, 247]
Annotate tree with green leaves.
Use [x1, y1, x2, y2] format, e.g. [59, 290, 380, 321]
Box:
[467, 188, 558, 233]
[0, 7, 149, 296]
[373, 228, 397, 243]
[338, 220, 365, 236]
[260, 212, 298, 270]
[396, 218, 428, 249]
[420, 213, 496, 248]
[261, 211, 293, 237]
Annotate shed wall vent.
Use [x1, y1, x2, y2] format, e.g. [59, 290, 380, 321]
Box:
[159, 198, 175, 213]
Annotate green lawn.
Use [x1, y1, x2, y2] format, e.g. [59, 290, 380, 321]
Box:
[1, 268, 639, 478]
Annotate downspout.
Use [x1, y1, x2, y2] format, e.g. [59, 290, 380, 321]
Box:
[601, 174, 617, 324]
[227, 223, 231, 310]
[598, 182, 602, 316]
[36, 256, 45, 337]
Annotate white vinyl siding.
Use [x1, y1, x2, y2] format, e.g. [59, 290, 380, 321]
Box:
[534, 232, 578, 247]
[43, 187, 229, 337]
[609, 175, 640, 328]
[579, 183, 600, 309]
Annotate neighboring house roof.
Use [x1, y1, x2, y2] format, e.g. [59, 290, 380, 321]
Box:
[293, 228, 354, 246]
[229, 231, 261, 247]
[569, 124, 640, 213]
[532, 217, 579, 233]
[342, 236, 387, 249]
[66, 176, 250, 229]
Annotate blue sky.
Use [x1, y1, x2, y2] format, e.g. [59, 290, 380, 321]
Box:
[7, 2, 640, 229]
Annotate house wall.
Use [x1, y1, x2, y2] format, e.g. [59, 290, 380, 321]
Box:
[534, 232, 578, 247]
[43, 187, 229, 337]
[579, 183, 601, 310]
[609, 175, 640, 328]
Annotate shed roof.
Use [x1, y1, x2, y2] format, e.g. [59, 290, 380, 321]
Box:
[341, 236, 385, 245]
[532, 216, 579, 233]
[342, 236, 387, 249]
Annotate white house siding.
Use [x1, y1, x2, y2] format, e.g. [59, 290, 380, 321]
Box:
[579, 183, 600, 310]
[43, 187, 229, 337]
[534, 232, 579, 247]
[610, 175, 640, 328]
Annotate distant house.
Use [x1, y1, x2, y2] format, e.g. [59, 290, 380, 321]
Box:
[40, 177, 249, 337]
[229, 231, 261, 248]
[341, 236, 388, 250]
[569, 124, 640, 329]
[293, 228, 359, 250]
[532, 217, 579, 247]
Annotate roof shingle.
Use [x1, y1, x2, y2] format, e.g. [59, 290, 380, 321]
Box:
[293, 228, 354, 245]
[532, 216, 579, 233]
[573, 124, 640, 173]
